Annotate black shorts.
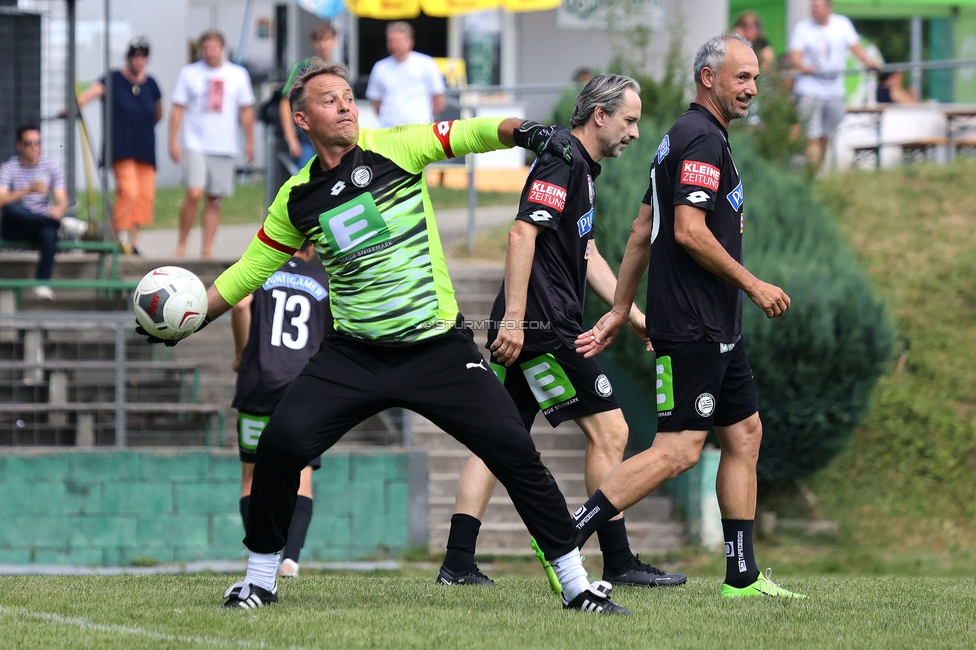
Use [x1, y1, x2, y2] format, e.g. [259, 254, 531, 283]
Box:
[652, 338, 758, 432]
[489, 345, 620, 428]
[243, 325, 577, 558]
[237, 412, 322, 469]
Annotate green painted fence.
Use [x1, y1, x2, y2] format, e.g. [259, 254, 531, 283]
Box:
[0, 449, 427, 566]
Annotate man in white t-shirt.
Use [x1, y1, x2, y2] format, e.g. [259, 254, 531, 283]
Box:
[365, 21, 446, 128]
[169, 30, 256, 259]
[789, 0, 876, 171]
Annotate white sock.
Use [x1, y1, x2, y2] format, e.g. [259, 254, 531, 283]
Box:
[551, 548, 589, 601]
[244, 551, 280, 591]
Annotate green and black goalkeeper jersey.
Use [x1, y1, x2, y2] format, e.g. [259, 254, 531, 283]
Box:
[214, 118, 511, 343]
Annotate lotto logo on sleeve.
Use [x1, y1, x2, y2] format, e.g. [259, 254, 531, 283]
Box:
[433, 121, 455, 158]
[527, 180, 567, 212]
[680, 160, 721, 191]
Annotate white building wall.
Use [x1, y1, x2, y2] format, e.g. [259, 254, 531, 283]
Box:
[70, 0, 728, 189]
[787, 0, 809, 35]
[74, 0, 189, 188]
[73, 0, 279, 190]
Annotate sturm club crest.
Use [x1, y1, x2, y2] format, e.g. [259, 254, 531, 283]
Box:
[594, 374, 613, 398]
[351, 165, 372, 187]
[695, 392, 715, 417]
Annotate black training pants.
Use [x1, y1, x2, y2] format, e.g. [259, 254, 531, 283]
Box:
[243, 326, 577, 560]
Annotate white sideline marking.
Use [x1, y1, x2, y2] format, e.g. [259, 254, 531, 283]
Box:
[0, 605, 309, 649]
[0, 560, 400, 576]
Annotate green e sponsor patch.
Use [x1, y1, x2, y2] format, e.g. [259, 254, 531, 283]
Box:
[319, 193, 390, 256]
[239, 413, 271, 451]
[489, 362, 506, 383]
[520, 353, 577, 410]
[656, 355, 674, 412]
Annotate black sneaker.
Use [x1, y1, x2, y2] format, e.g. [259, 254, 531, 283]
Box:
[222, 581, 279, 608]
[435, 564, 496, 586]
[603, 554, 687, 587]
[563, 580, 631, 615]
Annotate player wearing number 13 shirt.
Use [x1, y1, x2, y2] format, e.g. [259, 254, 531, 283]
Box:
[230, 241, 331, 579]
[232, 246, 331, 416]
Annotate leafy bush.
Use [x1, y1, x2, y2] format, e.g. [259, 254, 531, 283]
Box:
[588, 127, 894, 489]
[734, 76, 806, 167]
[548, 82, 587, 130]
[548, 15, 689, 131]
[607, 15, 689, 131]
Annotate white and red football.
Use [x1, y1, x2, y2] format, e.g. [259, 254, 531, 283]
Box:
[132, 266, 208, 340]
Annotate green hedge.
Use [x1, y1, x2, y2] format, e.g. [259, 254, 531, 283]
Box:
[589, 125, 894, 488]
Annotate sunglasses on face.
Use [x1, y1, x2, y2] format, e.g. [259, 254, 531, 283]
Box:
[20, 140, 40, 146]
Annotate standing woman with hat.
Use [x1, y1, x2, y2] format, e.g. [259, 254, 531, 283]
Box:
[78, 37, 163, 254]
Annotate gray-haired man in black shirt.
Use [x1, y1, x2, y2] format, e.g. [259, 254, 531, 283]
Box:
[438, 74, 685, 591]
[574, 34, 804, 599]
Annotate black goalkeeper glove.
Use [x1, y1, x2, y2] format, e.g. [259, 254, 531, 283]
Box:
[135, 317, 211, 347]
[512, 120, 573, 165]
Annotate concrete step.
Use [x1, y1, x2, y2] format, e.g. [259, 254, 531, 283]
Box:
[413, 426, 586, 451]
[446, 261, 504, 296]
[428, 448, 586, 475]
[413, 402, 682, 554]
[454, 294, 498, 322]
[428, 520, 686, 556]
[428, 472, 588, 500]
[428, 492, 672, 526]
[412, 416, 588, 455]
[118, 257, 233, 286]
[1, 250, 107, 280]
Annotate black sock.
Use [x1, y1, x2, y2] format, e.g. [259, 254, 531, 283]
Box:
[239, 495, 250, 530]
[443, 513, 482, 573]
[572, 490, 620, 547]
[596, 517, 635, 576]
[283, 496, 314, 563]
[722, 518, 760, 588]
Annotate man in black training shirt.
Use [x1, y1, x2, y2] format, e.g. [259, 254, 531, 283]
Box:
[437, 75, 685, 591]
[231, 241, 330, 580]
[574, 35, 805, 598]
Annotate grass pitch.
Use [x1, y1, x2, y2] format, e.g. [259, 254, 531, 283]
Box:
[1, 573, 974, 649]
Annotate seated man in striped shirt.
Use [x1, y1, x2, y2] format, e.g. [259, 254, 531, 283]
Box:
[0, 124, 86, 300]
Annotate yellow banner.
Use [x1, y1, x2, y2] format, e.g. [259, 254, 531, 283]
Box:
[422, 0, 497, 17]
[346, 0, 421, 19]
[501, 0, 562, 12]
[347, 0, 561, 17]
